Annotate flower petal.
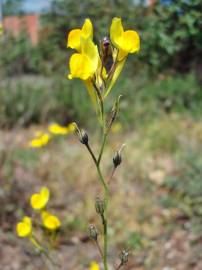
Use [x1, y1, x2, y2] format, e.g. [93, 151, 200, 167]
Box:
[68, 53, 93, 80]
[67, 29, 82, 50]
[30, 187, 50, 210]
[90, 261, 100, 270]
[42, 211, 61, 230]
[122, 30, 140, 53]
[16, 216, 32, 237]
[81, 37, 99, 73]
[110, 17, 124, 48]
[49, 123, 69, 135]
[81, 18, 93, 39]
[40, 187, 50, 204]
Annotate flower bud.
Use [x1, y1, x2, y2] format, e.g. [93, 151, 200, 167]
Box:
[95, 197, 105, 216]
[119, 249, 129, 265]
[113, 144, 125, 168]
[113, 151, 122, 168]
[100, 37, 111, 63]
[79, 129, 88, 145]
[88, 224, 98, 241]
[73, 122, 89, 145]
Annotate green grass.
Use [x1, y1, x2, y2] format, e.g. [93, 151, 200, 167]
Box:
[0, 72, 200, 129]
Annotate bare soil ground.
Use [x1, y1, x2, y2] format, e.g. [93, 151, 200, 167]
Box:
[1, 121, 202, 269]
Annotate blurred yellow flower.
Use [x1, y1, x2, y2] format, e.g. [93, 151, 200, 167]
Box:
[30, 187, 50, 210]
[49, 123, 69, 135]
[67, 122, 76, 132]
[41, 211, 61, 230]
[29, 133, 50, 148]
[16, 216, 32, 238]
[49, 122, 76, 135]
[90, 261, 100, 270]
[67, 18, 93, 51]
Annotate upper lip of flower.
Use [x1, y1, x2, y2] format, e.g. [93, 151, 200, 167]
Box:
[30, 187, 50, 210]
[67, 18, 93, 51]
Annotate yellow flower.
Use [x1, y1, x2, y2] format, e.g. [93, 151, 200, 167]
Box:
[68, 37, 99, 81]
[67, 18, 93, 51]
[104, 17, 140, 97]
[110, 17, 140, 60]
[48, 123, 69, 135]
[16, 216, 32, 238]
[29, 133, 50, 148]
[30, 187, 50, 210]
[90, 261, 100, 270]
[41, 211, 61, 230]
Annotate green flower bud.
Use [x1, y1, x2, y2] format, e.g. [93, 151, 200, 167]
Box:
[88, 224, 98, 241]
[95, 197, 105, 216]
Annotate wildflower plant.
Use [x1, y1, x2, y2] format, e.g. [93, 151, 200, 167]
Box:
[17, 17, 140, 270]
[67, 17, 140, 270]
[16, 187, 61, 267]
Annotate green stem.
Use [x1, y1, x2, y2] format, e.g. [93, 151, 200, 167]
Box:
[29, 235, 43, 251]
[30, 235, 60, 269]
[85, 142, 109, 270]
[98, 132, 108, 165]
[101, 213, 108, 270]
[94, 239, 103, 260]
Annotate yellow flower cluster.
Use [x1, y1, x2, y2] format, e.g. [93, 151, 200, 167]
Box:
[29, 132, 50, 148]
[29, 122, 75, 148]
[67, 17, 140, 108]
[16, 187, 61, 239]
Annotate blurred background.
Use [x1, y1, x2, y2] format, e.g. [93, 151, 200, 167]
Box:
[0, 0, 202, 269]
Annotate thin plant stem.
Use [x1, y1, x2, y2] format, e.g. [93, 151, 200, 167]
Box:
[85, 143, 108, 196]
[85, 141, 109, 270]
[107, 166, 116, 184]
[93, 239, 104, 260]
[30, 235, 60, 269]
[92, 81, 104, 123]
[84, 93, 111, 270]
[101, 213, 108, 270]
[98, 132, 108, 165]
[85, 143, 98, 166]
[116, 263, 123, 270]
